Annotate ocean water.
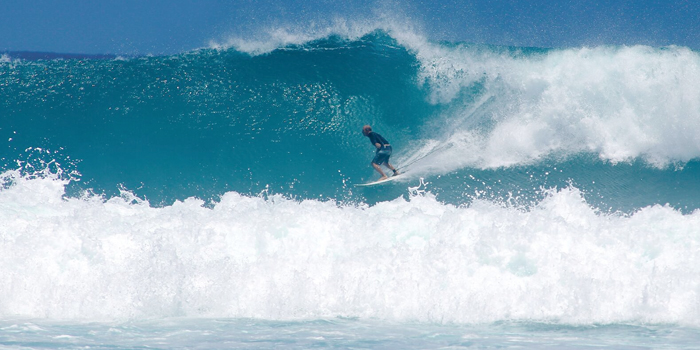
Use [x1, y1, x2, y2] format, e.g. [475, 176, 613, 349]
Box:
[2, 29, 700, 348]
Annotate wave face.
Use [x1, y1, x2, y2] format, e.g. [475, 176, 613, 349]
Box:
[1, 31, 700, 324]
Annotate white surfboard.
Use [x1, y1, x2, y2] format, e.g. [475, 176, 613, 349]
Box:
[355, 174, 404, 187]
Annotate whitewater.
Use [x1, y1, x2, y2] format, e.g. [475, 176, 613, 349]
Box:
[2, 26, 700, 348]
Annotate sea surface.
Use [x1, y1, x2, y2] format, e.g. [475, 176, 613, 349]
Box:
[2, 29, 700, 348]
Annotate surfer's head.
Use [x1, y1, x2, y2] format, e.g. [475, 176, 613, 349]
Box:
[362, 125, 372, 136]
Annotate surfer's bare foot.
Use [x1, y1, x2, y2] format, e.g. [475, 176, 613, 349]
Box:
[378, 176, 388, 181]
[392, 170, 400, 176]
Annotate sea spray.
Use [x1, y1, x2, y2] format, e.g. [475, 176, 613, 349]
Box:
[1, 171, 699, 324]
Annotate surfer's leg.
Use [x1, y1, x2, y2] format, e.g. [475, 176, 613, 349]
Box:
[386, 162, 399, 176]
[372, 150, 391, 180]
[372, 162, 388, 180]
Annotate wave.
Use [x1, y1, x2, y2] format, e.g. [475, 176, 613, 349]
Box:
[2, 29, 699, 206]
[214, 24, 700, 168]
[2, 29, 700, 324]
[226, 25, 700, 167]
[1, 171, 699, 324]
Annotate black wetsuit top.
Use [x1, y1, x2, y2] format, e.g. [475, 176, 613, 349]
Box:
[367, 132, 389, 149]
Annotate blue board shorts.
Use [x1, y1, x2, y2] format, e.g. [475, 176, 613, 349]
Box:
[372, 146, 392, 165]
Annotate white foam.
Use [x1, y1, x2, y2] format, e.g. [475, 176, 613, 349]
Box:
[1, 171, 699, 325]
[405, 44, 700, 171]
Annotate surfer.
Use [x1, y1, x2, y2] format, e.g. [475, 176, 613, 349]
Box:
[362, 125, 399, 181]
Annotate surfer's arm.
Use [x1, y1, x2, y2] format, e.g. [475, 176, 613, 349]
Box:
[374, 142, 382, 149]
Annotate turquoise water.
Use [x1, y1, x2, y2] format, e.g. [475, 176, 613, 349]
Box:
[4, 33, 699, 210]
[2, 30, 700, 347]
[2, 319, 699, 349]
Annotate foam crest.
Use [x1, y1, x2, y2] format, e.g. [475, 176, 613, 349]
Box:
[211, 16, 425, 55]
[408, 44, 700, 170]
[1, 172, 699, 325]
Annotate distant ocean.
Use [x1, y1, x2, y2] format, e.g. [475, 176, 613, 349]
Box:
[2, 29, 700, 348]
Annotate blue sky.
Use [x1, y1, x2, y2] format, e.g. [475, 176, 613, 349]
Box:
[1, 0, 698, 54]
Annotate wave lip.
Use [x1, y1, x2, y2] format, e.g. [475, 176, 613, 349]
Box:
[1, 173, 699, 325]
[209, 16, 428, 56]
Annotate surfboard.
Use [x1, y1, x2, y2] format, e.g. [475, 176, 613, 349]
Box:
[355, 174, 404, 187]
